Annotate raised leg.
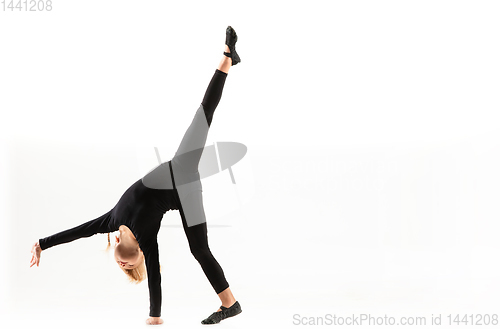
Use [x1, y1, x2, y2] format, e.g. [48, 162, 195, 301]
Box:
[171, 64, 228, 174]
[141, 63, 228, 190]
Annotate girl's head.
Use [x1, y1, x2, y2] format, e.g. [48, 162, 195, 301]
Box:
[107, 233, 147, 284]
[114, 235, 143, 270]
[118, 260, 147, 284]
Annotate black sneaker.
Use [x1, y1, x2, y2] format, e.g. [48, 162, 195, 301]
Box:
[224, 26, 241, 66]
[201, 301, 242, 324]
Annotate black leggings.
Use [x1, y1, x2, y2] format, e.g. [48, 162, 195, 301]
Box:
[175, 69, 229, 294]
[202, 69, 227, 127]
[178, 194, 230, 294]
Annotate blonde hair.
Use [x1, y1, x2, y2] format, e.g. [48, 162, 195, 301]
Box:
[119, 258, 147, 284]
[106, 232, 162, 284]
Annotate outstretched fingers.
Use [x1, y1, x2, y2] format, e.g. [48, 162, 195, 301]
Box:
[30, 242, 41, 267]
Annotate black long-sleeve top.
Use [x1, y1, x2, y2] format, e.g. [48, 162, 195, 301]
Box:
[38, 166, 179, 318]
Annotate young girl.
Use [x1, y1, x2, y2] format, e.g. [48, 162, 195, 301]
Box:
[30, 26, 243, 326]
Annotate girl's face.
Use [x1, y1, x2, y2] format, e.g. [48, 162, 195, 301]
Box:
[114, 235, 143, 269]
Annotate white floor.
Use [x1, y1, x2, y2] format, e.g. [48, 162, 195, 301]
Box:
[2, 141, 500, 328]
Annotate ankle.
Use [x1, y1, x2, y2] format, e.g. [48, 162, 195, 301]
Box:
[218, 56, 231, 73]
[224, 45, 230, 53]
[221, 299, 236, 308]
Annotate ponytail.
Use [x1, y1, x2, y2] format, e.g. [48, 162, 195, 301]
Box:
[105, 232, 112, 252]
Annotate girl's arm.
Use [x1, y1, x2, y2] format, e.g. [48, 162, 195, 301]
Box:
[141, 239, 162, 319]
[38, 209, 114, 251]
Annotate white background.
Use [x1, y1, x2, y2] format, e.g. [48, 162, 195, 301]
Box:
[1, 0, 499, 328]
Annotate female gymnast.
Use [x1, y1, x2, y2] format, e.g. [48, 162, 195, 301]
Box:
[29, 26, 243, 326]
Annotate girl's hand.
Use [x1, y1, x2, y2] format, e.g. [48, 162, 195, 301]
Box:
[30, 241, 42, 267]
[146, 317, 163, 325]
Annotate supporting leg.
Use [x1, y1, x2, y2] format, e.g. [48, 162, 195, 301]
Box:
[178, 190, 230, 293]
[216, 287, 237, 311]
